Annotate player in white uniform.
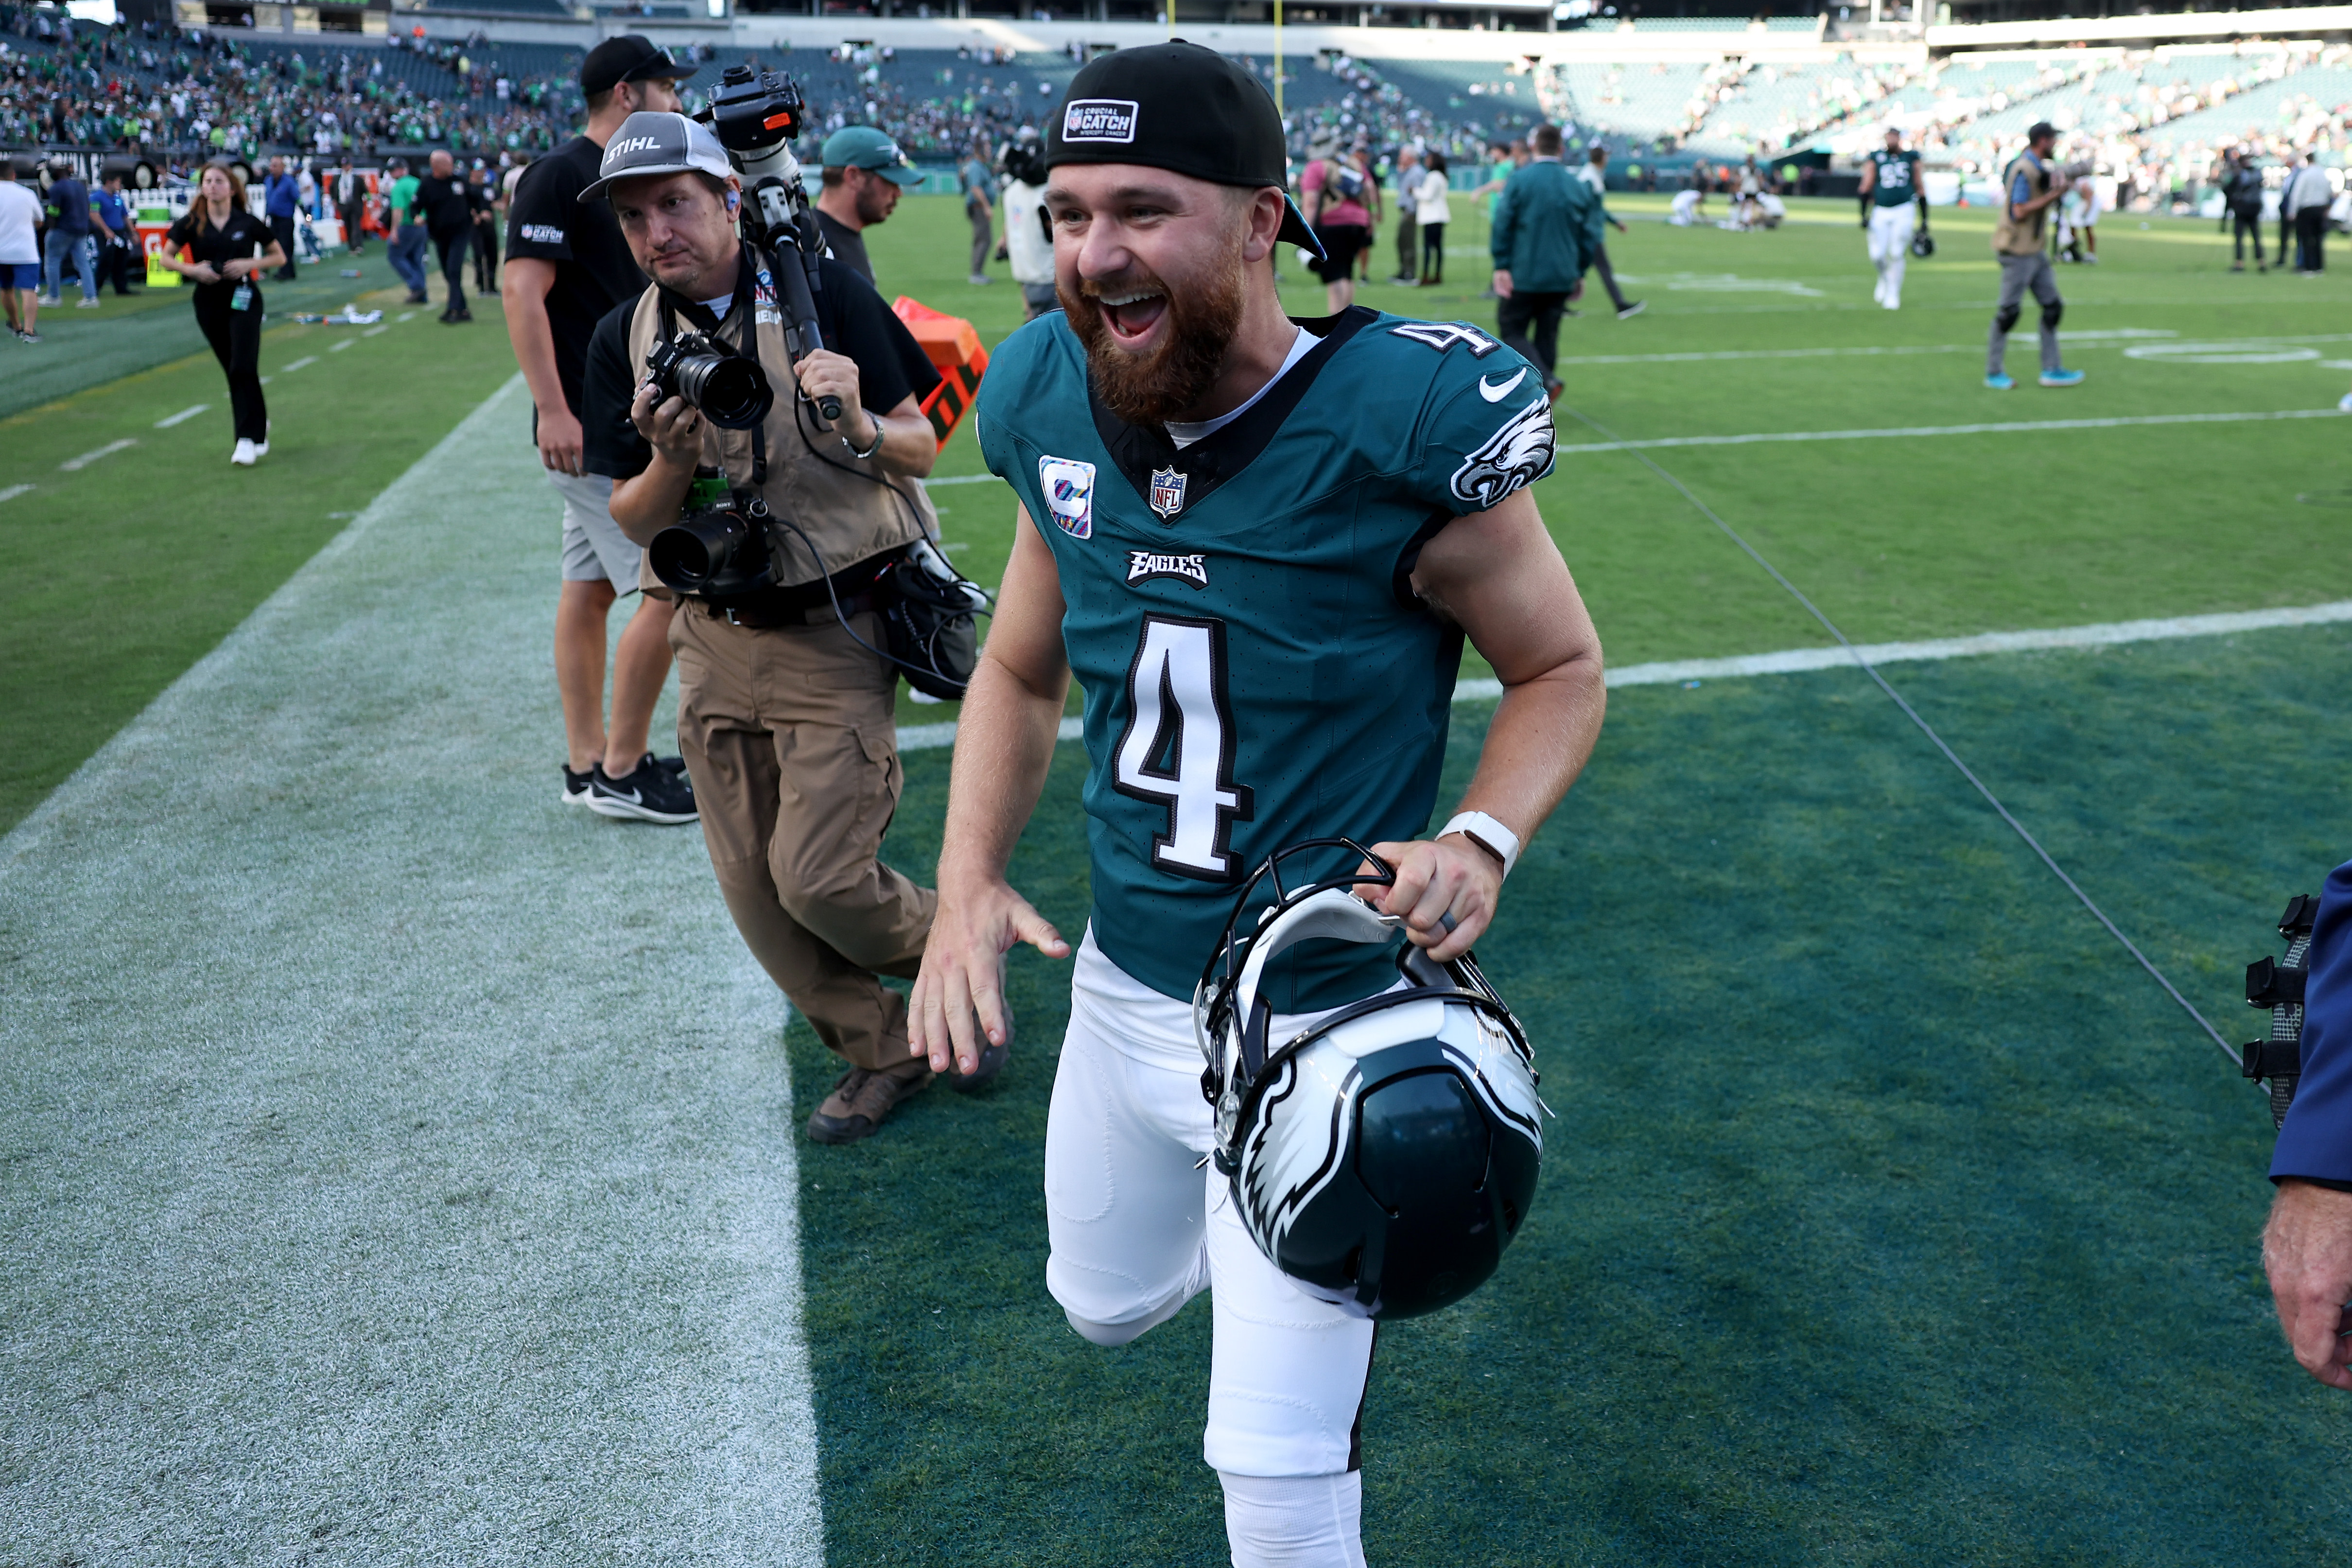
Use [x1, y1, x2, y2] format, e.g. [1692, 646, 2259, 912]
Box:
[1670, 185, 1705, 226]
[1858, 125, 1921, 310]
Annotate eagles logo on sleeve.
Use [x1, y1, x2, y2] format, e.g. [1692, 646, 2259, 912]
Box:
[1448, 397, 1557, 511]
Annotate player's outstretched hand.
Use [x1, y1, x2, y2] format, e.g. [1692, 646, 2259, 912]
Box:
[910, 878, 1071, 1078]
[1354, 836, 1503, 963]
[2264, 1179, 2352, 1390]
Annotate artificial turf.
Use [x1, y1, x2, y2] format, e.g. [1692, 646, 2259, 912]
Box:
[798, 617, 2352, 1566]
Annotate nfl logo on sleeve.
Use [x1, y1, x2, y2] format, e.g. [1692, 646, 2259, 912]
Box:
[1149, 466, 1187, 519]
[1038, 455, 1097, 540]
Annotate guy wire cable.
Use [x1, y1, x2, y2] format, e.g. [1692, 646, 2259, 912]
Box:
[1552, 398, 2247, 1076]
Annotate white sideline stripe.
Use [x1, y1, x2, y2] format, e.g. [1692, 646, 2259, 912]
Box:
[153, 403, 209, 428]
[923, 472, 1003, 487]
[0, 376, 822, 1561]
[328, 337, 356, 352]
[895, 603, 2352, 751]
[362, 324, 387, 337]
[280, 355, 318, 373]
[1559, 407, 2346, 454]
[58, 437, 136, 471]
[0, 483, 32, 504]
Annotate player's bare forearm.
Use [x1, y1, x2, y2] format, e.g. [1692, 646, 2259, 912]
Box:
[913, 507, 1076, 1073]
[1374, 488, 1604, 959]
[2264, 1179, 2352, 1390]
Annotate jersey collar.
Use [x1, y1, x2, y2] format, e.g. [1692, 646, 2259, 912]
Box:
[1087, 306, 1374, 526]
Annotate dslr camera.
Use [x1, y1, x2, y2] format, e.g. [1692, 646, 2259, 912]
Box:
[648, 482, 782, 601]
[644, 330, 773, 431]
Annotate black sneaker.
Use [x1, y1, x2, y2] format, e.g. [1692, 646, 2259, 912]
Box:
[654, 754, 690, 777]
[587, 752, 698, 823]
[1617, 300, 1647, 319]
[561, 764, 593, 807]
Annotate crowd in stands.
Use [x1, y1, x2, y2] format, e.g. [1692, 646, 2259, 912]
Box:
[3, 3, 2342, 214]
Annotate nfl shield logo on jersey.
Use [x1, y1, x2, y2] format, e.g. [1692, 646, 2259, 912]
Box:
[1149, 466, 1187, 519]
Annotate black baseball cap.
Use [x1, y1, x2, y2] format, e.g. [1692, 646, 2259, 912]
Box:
[1045, 40, 1321, 257]
[582, 35, 697, 98]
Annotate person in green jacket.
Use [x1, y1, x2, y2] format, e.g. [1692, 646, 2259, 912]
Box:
[1488, 122, 1599, 401]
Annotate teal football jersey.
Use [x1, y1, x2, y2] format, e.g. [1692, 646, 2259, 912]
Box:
[1870, 148, 1920, 208]
[975, 306, 1555, 1009]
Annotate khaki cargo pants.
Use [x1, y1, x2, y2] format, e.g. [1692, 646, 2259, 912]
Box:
[671, 603, 934, 1070]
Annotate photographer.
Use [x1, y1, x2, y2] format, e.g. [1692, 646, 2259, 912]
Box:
[2265, 859, 2352, 1389]
[579, 112, 978, 1145]
[1984, 123, 2083, 392]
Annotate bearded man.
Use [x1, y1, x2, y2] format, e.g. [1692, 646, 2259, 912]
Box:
[813, 125, 923, 291]
[909, 42, 1609, 1567]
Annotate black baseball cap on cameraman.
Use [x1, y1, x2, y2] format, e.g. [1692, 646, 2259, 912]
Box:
[581, 35, 697, 98]
[1045, 40, 1323, 258]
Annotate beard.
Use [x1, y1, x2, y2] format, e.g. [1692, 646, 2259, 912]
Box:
[855, 180, 897, 226]
[1062, 244, 1248, 428]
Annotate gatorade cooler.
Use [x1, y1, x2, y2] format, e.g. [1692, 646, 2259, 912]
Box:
[137, 202, 180, 287]
[889, 296, 987, 448]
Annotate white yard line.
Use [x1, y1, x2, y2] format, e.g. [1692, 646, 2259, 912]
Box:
[153, 403, 210, 428]
[328, 337, 356, 352]
[896, 602, 2352, 752]
[57, 437, 137, 471]
[0, 375, 822, 1562]
[279, 355, 318, 373]
[363, 324, 387, 337]
[1553, 330, 2180, 367]
[923, 472, 1004, 487]
[0, 483, 33, 504]
[1557, 407, 2345, 455]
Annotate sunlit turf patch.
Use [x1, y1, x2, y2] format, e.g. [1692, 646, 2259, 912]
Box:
[802, 620, 2352, 1567]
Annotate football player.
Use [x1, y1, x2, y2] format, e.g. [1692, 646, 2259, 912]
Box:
[1859, 123, 1922, 309]
[909, 41, 1608, 1568]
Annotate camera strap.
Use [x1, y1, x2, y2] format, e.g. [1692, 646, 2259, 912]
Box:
[656, 254, 767, 487]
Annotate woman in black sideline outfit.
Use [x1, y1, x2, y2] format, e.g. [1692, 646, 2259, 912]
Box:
[161, 162, 286, 466]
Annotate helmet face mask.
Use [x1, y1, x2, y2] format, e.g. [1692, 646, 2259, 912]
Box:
[1194, 839, 1546, 1321]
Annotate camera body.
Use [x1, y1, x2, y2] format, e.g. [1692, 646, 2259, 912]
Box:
[645, 330, 775, 431]
[648, 485, 784, 601]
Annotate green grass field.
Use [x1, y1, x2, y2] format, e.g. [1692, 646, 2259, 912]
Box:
[5, 193, 2352, 1564]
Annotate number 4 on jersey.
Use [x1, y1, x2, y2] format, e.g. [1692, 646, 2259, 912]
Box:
[1115, 616, 1254, 880]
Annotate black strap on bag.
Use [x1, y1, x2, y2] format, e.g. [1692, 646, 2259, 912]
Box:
[2244, 893, 2320, 1131]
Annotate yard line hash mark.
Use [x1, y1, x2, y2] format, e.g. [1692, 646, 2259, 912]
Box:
[0, 484, 33, 504]
[281, 356, 318, 373]
[329, 339, 356, 353]
[59, 438, 137, 471]
[154, 404, 210, 428]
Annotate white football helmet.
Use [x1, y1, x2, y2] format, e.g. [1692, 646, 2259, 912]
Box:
[1194, 839, 1546, 1321]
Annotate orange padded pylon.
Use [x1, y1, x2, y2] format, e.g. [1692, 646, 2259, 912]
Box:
[890, 296, 990, 449]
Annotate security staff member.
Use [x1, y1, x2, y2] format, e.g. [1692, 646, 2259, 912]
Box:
[578, 112, 990, 1144]
[2266, 858, 2352, 1389]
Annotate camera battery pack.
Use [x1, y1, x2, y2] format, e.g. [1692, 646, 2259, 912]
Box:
[889, 296, 989, 450]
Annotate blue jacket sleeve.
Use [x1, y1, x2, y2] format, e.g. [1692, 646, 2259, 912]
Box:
[2272, 859, 2352, 1183]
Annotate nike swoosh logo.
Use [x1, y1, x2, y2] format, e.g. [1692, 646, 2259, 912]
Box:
[601, 784, 642, 803]
[1478, 368, 1529, 403]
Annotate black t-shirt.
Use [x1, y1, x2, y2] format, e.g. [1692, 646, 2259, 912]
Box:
[505, 135, 648, 424]
[163, 206, 274, 297]
[815, 208, 873, 289]
[581, 252, 941, 483]
[414, 172, 472, 237]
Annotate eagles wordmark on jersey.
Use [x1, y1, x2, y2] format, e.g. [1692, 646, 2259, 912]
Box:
[976, 305, 1556, 1011]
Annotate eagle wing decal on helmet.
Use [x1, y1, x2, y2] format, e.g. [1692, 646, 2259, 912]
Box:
[1238, 1054, 1360, 1253]
[1448, 396, 1556, 511]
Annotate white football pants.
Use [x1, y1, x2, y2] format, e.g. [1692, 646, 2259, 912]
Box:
[1046, 932, 1378, 1565]
[1866, 205, 1917, 308]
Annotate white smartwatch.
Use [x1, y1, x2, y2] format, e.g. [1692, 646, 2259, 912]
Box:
[1439, 811, 1520, 880]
